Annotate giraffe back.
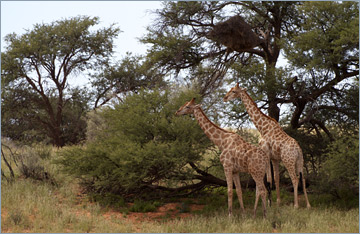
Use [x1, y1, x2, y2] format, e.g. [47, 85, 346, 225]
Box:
[220, 133, 269, 176]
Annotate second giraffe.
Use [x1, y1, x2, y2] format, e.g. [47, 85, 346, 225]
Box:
[176, 98, 271, 217]
[224, 83, 311, 208]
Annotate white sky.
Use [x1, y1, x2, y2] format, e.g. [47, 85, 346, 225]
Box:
[1, 1, 163, 85]
[1, 1, 163, 58]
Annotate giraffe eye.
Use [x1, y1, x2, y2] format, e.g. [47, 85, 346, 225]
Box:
[232, 91, 236, 93]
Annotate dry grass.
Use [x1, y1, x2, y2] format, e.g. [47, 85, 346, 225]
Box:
[1, 141, 358, 233]
[1, 178, 358, 233]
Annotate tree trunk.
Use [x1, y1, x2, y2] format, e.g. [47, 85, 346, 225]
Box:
[265, 62, 280, 121]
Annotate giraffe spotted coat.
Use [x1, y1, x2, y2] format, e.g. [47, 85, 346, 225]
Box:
[176, 98, 271, 217]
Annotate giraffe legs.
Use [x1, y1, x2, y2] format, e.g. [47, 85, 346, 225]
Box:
[253, 176, 267, 218]
[225, 169, 234, 216]
[272, 160, 281, 206]
[300, 172, 311, 208]
[283, 162, 299, 208]
[225, 170, 246, 216]
[289, 172, 299, 208]
[233, 173, 245, 213]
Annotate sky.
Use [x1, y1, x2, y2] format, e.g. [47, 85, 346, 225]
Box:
[1, 1, 163, 58]
[1, 1, 163, 85]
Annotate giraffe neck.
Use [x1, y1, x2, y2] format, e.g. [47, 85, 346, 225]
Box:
[238, 91, 278, 135]
[193, 107, 228, 148]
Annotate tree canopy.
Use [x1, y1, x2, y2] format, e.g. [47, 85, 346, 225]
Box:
[142, 1, 359, 137]
[1, 16, 120, 146]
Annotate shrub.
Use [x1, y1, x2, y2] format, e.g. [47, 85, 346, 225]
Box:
[1, 140, 56, 185]
[9, 209, 23, 225]
[17, 145, 56, 185]
[323, 135, 359, 191]
[178, 201, 191, 213]
[57, 88, 212, 201]
[89, 193, 126, 209]
[130, 200, 159, 212]
[313, 135, 359, 208]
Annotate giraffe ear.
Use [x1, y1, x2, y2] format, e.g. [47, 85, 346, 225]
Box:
[190, 98, 196, 104]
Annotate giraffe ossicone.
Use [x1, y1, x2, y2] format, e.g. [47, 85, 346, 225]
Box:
[176, 98, 271, 217]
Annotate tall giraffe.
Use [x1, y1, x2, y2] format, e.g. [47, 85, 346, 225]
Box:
[224, 83, 311, 208]
[176, 98, 271, 217]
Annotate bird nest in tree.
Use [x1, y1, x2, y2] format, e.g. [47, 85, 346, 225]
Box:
[208, 15, 262, 52]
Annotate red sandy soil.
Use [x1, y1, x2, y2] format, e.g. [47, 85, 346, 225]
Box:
[103, 202, 204, 223]
[1, 199, 204, 233]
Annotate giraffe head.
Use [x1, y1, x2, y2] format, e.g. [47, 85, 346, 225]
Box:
[223, 82, 247, 102]
[175, 98, 201, 116]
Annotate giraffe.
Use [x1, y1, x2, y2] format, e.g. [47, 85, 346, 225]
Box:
[175, 98, 271, 217]
[223, 83, 311, 208]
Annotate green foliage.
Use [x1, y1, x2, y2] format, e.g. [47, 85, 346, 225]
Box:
[324, 135, 359, 185]
[1, 16, 120, 146]
[91, 53, 166, 108]
[129, 200, 160, 213]
[319, 135, 359, 203]
[286, 1, 359, 69]
[1, 86, 91, 145]
[282, 1, 359, 132]
[146, 1, 358, 135]
[57, 87, 211, 200]
[89, 193, 126, 209]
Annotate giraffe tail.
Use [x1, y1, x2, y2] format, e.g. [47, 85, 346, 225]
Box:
[266, 159, 272, 186]
[265, 159, 272, 206]
[299, 171, 303, 192]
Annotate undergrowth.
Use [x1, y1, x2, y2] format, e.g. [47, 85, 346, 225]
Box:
[1, 143, 358, 233]
[2, 176, 359, 233]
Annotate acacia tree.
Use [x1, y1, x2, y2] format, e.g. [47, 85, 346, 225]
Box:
[91, 53, 167, 109]
[1, 16, 120, 146]
[142, 1, 358, 133]
[142, 1, 301, 120]
[283, 1, 359, 135]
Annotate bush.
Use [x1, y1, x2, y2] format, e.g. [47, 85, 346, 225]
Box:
[9, 209, 23, 225]
[57, 88, 212, 200]
[89, 193, 126, 209]
[1, 140, 56, 185]
[323, 135, 358, 190]
[308, 135, 359, 208]
[129, 200, 160, 212]
[17, 145, 56, 185]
